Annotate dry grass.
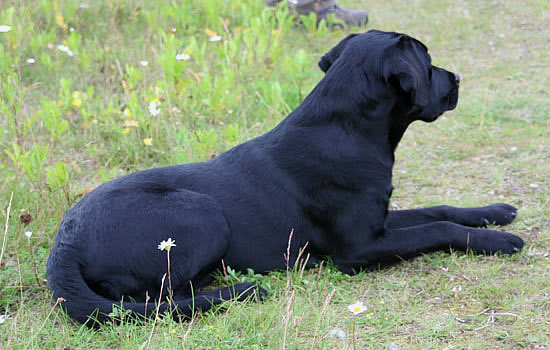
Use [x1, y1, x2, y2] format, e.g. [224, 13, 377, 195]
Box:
[0, 0, 548, 348]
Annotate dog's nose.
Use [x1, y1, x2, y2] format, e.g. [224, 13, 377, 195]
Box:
[454, 73, 460, 84]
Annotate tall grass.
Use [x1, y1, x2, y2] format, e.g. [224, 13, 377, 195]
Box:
[0, 0, 548, 348]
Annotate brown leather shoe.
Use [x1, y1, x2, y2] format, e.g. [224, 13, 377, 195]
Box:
[318, 5, 368, 27]
[267, 0, 368, 28]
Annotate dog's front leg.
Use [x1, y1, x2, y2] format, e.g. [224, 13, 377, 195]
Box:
[334, 221, 523, 273]
[385, 203, 517, 229]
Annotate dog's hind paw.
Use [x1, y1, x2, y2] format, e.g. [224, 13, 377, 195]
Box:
[222, 282, 268, 302]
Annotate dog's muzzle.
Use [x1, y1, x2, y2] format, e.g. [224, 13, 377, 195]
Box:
[454, 73, 460, 85]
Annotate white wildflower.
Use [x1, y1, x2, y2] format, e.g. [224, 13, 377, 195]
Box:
[148, 99, 161, 116]
[0, 25, 11, 33]
[57, 44, 74, 56]
[347, 301, 367, 315]
[139, 60, 149, 67]
[176, 53, 190, 61]
[209, 35, 222, 42]
[27, 58, 36, 64]
[25, 231, 32, 239]
[158, 238, 176, 251]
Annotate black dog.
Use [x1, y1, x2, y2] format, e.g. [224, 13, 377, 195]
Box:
[47, 30, 524, 325]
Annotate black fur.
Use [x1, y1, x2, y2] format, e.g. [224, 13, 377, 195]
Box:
[47, 30, 523, 326]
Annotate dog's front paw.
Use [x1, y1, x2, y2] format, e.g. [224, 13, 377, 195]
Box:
[468, 229, 524, 255]
[479, 203, 518, 226]
[451, 203, 518, 228]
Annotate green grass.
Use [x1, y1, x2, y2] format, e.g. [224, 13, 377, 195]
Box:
[1, 0, 548, 348]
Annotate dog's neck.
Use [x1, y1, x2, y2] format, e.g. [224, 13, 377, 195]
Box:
[261, 92, 398, 181]
[387, 112, 413, 153]
[284, 80, 411, 157]
[257, 85, 402, 197]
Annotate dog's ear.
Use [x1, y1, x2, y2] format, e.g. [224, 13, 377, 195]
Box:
[318, 34, 359, 73]
[383, 38, 430, 107]
[386, 60, 418, 98]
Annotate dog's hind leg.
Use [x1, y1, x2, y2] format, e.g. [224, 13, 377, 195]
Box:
[171, 282, 267, 319]
[385, 203, 517, 229]
[48, 183, 267, 325]
[86, 283, 267, 324]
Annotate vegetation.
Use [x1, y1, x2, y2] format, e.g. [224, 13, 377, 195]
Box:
[0, 0, 548, 348]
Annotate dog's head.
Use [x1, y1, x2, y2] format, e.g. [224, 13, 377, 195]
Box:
[318, 30, 459, 123]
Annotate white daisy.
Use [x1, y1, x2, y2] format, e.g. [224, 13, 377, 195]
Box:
[0, 25, 11, 33]
[27, 58, 36, 64]
[158, 238, 176, 251]
[209, 35, 222, 42]
[347, 301, 367, 315]
[24, 231, 32, 239]
[139, 60, 149, 67]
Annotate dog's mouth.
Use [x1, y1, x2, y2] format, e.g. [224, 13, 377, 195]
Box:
[447, 90, 459, 111]
[423, 90, 458, 122]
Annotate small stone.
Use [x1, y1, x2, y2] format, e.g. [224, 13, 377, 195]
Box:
[328, 328, 347, 340]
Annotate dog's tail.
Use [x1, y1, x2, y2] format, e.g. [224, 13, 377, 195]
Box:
[47, 247, 264, 326]
[46, 247, 156, 325]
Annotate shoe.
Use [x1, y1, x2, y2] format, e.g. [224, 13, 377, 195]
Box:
[317, 5, 368, 27]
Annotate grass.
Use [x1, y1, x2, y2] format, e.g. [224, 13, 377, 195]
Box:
[0, 0, 548, 348]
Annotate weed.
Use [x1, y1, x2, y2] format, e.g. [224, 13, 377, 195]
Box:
[0, 0, 548, 348]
